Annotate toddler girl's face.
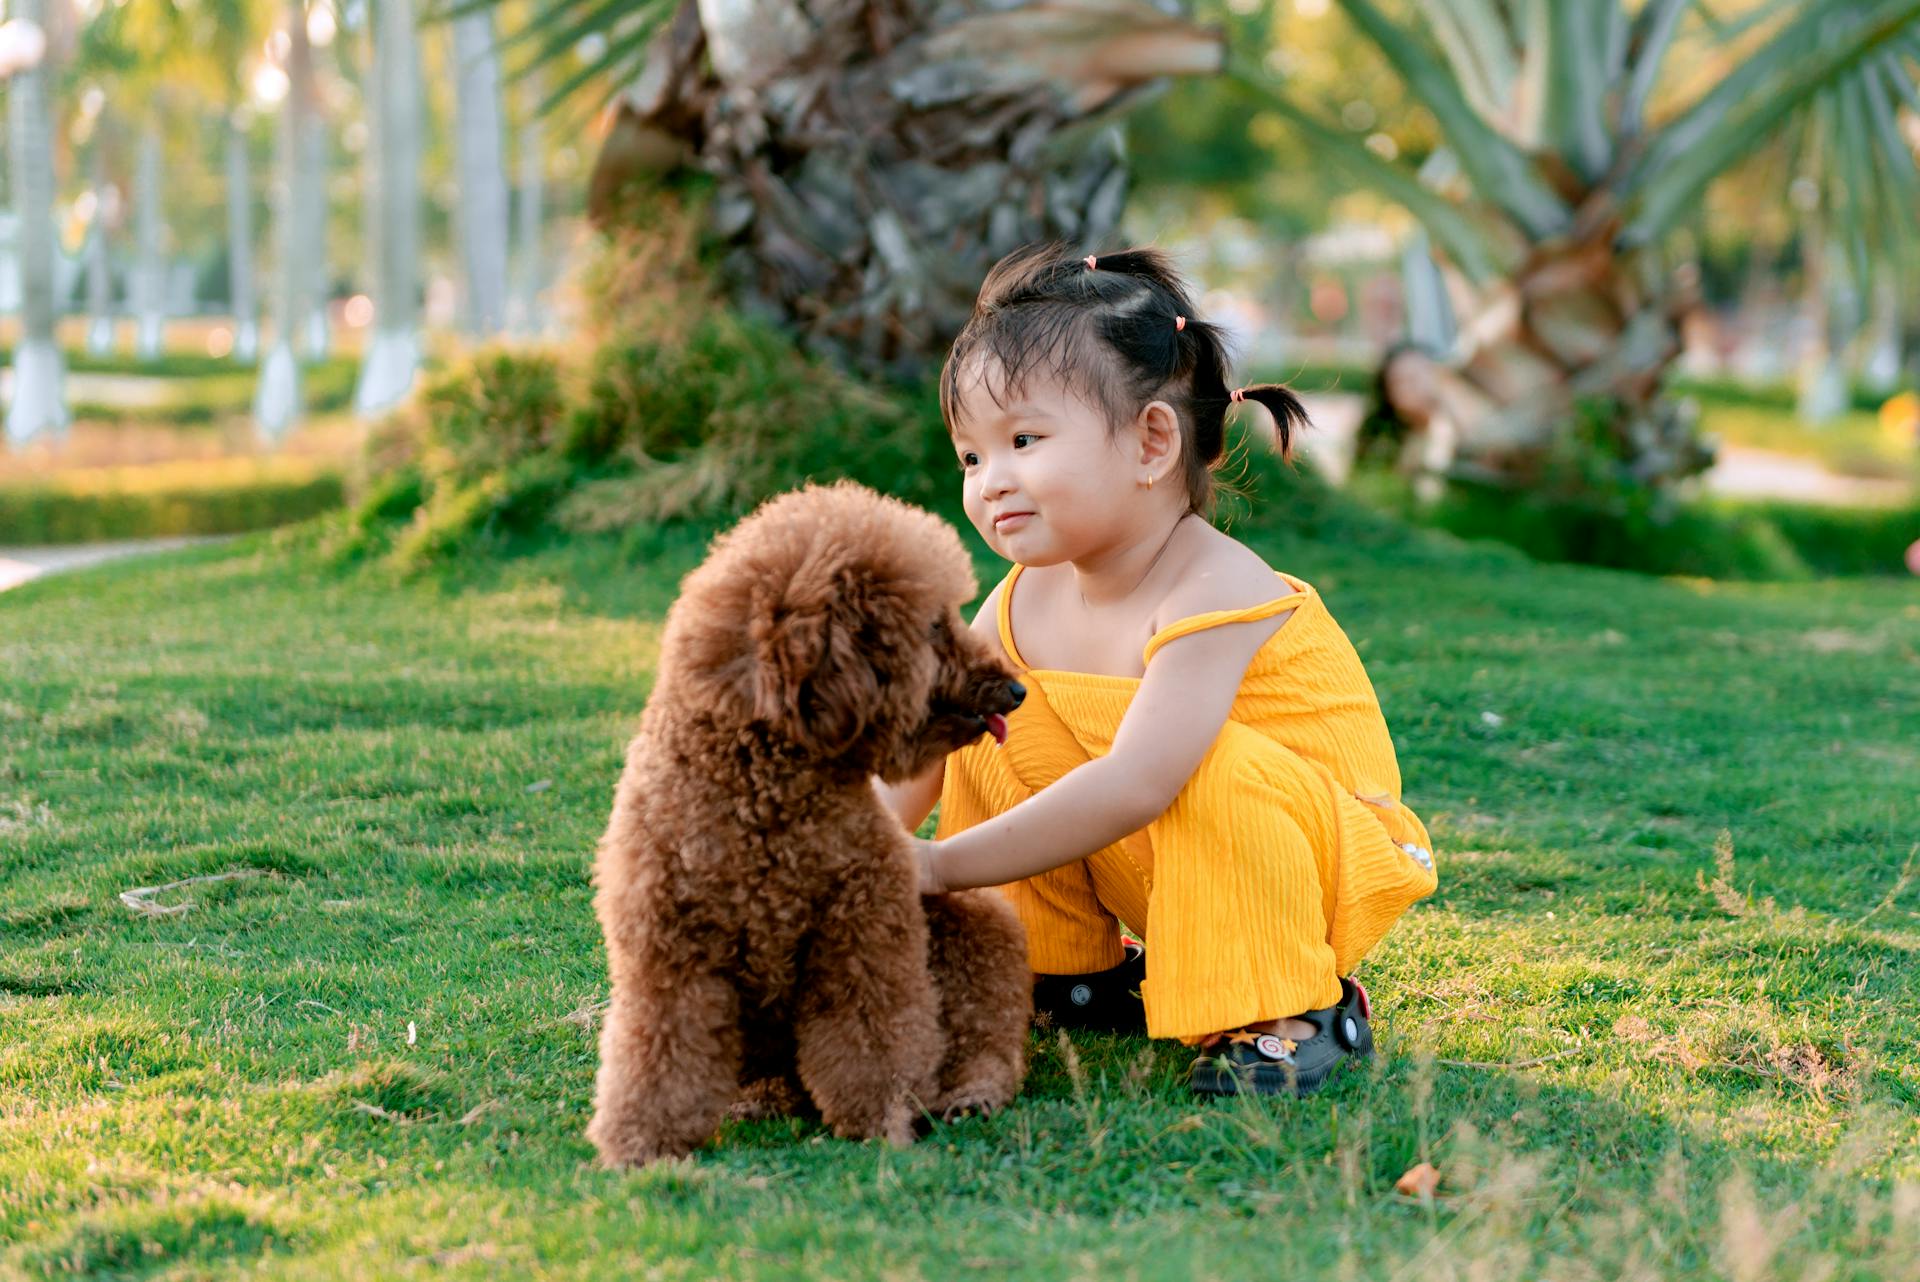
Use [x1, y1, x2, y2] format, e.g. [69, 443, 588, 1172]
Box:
[950, 359, 1137, 565]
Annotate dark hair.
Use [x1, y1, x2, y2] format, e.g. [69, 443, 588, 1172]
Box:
[1354, 340, 1441, 468]
[938, 241, 1310, 518]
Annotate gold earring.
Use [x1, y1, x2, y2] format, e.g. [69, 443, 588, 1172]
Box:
[1146, 474, 1155, 490]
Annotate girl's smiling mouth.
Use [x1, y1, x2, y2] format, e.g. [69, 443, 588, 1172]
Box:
[993, 512, 1034, 530]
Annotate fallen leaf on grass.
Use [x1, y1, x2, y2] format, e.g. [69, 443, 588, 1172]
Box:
[119, 868, 272, 918]
[1394, 1162, 1441, 1198]
[458, 1099, 502, 1125]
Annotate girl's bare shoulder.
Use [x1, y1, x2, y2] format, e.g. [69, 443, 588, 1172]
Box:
[965, 576, 1016, 667]
[1157, 524, 1291, 621]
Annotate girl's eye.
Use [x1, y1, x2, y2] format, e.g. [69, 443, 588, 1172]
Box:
[958, 453, 978, 469]
[1013, 433, 1037, 448]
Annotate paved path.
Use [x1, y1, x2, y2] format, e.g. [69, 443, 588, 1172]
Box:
[0, 535, 233, 594]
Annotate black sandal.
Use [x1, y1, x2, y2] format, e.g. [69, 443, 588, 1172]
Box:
[1031, 938, 1146, 1034]
[1187, 977, 1373, 1098]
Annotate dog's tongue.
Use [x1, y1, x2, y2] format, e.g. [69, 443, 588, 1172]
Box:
[984, 712, 1009, 746]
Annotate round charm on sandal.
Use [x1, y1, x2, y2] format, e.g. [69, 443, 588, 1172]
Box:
[1254, 1033, 1291, 1061]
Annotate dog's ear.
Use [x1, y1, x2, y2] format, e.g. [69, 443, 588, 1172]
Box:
[749, 587, 874, 758]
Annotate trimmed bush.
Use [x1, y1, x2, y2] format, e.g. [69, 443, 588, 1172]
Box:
[0, 472, 344, 544]
[1353, 466, 1920, 580]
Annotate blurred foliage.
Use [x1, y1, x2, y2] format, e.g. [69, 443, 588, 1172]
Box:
[1128, 0, 1435, 237]
[335, 181, 954, 574]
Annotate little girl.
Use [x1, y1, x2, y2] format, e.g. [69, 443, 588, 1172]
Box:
[877, 243, 1438, 1097]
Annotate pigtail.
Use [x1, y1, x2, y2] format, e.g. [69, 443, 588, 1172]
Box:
[1230, 383, 1311, 461]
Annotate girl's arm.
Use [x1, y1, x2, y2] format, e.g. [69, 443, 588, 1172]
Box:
[874, 760, 944, 832]
[920, 605, 1292, 892]
[874, 579, 1007, 835]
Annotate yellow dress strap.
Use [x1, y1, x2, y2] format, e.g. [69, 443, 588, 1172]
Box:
[1140, 571, 1312, 666]
[996, 563, 1033, 670]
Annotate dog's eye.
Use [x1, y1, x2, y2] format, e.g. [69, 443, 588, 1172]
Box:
[929, 617, 949, 640]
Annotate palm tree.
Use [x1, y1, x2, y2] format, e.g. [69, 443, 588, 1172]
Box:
[508, 69, 546, 335]
[84, 128, 117, 355]
[459, 0, 1227, 381]
[132, 123, 167, 358]
[353, 0, 424, 416]
[452, 6, 510, 335]
[1226, 0, 1920, 490]
[4, 0, 67, 447]
[227, 110, 262, 362]
[256, 0, 319, 439]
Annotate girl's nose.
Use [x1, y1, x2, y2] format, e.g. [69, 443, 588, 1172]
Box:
[977, 457, 1015, 498]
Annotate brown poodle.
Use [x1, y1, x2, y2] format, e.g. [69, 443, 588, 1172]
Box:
[586, 480, 1033, 1168]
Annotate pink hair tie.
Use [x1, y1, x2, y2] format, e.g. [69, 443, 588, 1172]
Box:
[1084, 254, 1097, 270]
[1174, 315, 1186, 332]
[1229, 387, 1245, 403]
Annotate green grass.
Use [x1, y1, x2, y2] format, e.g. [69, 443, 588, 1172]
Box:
[2, 504, 1916, 1279]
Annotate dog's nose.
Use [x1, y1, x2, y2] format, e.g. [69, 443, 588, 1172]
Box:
[1007, 680, 1026, 708]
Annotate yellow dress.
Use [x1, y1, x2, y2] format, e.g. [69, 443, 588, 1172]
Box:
[935, 563, 1438, 1043]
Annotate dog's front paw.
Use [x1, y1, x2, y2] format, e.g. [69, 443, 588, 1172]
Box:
[933, 1076, 1014, 1123]
[587, 1113, 694, 1169]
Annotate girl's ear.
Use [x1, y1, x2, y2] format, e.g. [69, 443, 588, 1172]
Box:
[1137, 399, 1184, 476]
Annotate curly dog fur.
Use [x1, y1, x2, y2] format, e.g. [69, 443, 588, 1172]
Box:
[587, 481, 1032, 1167]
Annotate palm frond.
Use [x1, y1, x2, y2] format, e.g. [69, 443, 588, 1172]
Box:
[1617, 0, 1689, 138]
[1414, 0, 1515, 123]
[1335, 0, 1570, 239]
[1542, 0, 1615, 182]
[422, 0, 679, 120]
[1624, 0, 1920, 196]
[1621, 0, 1920, 246]
[1223, 48, 1511, 284]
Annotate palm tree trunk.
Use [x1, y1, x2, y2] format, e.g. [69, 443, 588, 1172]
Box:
[1440, 230, 1707, 490]
[5, 0, 67, 447]
[453, 9, 510, 336]
[1859, 277, 1903, 394]
[227, 113, 260, 362]
[85, 140, 115, 356]
[589, 0, 1223, 382]
[300, 107, 331, 358]
[1795, 216, 1853, 424]
[134, 125, 166, 359]
[255, 0, 315, 440]
[509, 71, 545, 337]
[353, 0, 423, 416]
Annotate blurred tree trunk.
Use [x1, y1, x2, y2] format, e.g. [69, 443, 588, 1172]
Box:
[586, 0, 1225, 382]
[5, 0, 68, 447]
[453, 9, 510, 336]
[353, 0, 423, 417]
[86, 140, 115, 356]
[228, 113, 260, 362]
[1858, 278, 1903, 394]
[255, 0, 316, 440]
[300, 94, 331, 358]
[134, 125, 166, 359]
[508, 71, 545, 336]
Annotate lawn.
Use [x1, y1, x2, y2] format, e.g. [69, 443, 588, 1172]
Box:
[2, 505, 1916, 1279]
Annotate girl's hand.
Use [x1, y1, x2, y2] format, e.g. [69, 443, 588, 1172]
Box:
[910, 838, 948, 896]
